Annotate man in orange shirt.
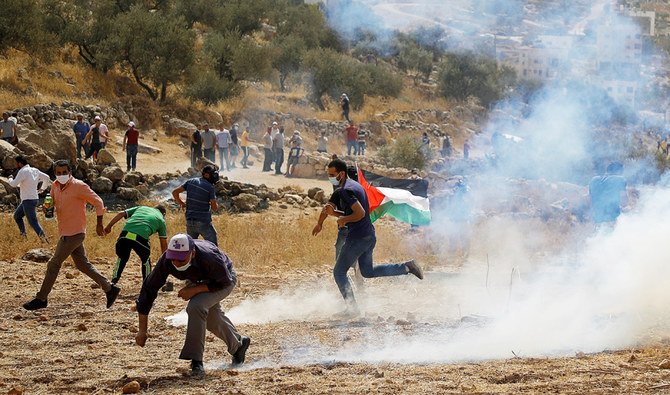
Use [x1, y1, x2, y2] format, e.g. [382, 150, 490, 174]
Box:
[23, 160, 120, 310]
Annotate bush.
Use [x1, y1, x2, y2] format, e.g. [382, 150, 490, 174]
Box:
[437, 52, 515, 107]
[185, 69, 241, 105]
[377, 135, 430, 170]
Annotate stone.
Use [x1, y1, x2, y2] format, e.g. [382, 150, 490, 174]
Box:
[117, 187, 143, 201]
[194, 157, 217, 172]
[165, 118, 196, 138]
[232, 193, 260, 212]
[659, 359, 670, 369]
[8, 386, 24, 395]
[307, 187, 323, 200]
[314, 190, 326, 203]
[122, 381, 141, 394]
[100, 166, 124, 183]
[0, 140, 20, 170]
[96, 149, 117, 166]
[22, 248, 53, 263]
[135, 184, 150, 196]
[91, 177, 113, 193]
[122, 172, 142, 186]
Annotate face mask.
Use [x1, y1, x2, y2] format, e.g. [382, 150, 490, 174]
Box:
[56, 175, 70, 184]
[329, 173, 342, 186]
[173, 262, 191, 272]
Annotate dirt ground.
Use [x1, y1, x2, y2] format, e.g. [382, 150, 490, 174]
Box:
[3, 138, 670, 394]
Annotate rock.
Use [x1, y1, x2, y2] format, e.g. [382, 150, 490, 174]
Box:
[96, 149, 117, 166]
[659, 359, 670, 369]
[2, 194, 18, 205]
[314, 190, 326, 203]
[135, 184, 150, 196]
[0, 183, 7, 199]
[0, 140, 20, 170]
[122, 381, 141, 394]
[307, 187, 323, 200]
[165, 118, 196, 138]
[122, 172, 142, 186]
[100, 166, 124, 182]
[77, 323, 87, 331]
[232, 193, 261, 212]
[194, 157, 217, 172]
[117, 187, 143, 201]
[22, 248, 53, 263]
[91, 177, 113, 193]
[22, 128, 76, 164]
[8, 386, 24, 395]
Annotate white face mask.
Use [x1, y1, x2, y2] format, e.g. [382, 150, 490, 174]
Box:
[173, 262, 191, 272]
[328, 176, 339, 186]
[56, 174, 70, 184]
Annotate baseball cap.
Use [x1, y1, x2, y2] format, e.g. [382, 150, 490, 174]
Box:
[128, 121, 135, 127]
[272, 121, 278, 125]
[94, 115, 101, 121]
[166, 234, 195, 261]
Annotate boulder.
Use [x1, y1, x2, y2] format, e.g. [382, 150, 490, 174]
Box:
[101, 166, 124, 183]
[2, 194, 18, 205]
[194, 157, 217, 172]
[91, 177, 113, 193]
[0, 182, 7, 198]
[117, 187, 143, 201]
[0, 140, 20, 170]
[22, 128, 76, 163]
[165, 118, 196, 138]
[96, 149, 117, 166]
[122, 172, 143, 186]
[135, 184, 150, 196]
[232, 193, 261, 212]
[314, 189, 326, 203]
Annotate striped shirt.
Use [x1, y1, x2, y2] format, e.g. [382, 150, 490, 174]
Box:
[182, 177, 216, 222]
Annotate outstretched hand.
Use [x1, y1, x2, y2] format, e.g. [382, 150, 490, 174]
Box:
[312, 223, 322, 236]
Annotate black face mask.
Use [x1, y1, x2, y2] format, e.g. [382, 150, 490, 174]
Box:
[205, 171, 220, 184]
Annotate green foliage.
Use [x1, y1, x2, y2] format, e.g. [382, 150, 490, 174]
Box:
[377, 135, 429, 170]
[271, 36, 306, 91]
[303, 48, 402, 110]
[0, 0, 55, 56]
[397, 41, 434, 84]
[103, 6, 196, 102]
[437, 52, 516, 107]
[230, 38, 274, 82]
[185, 68, 241, 104]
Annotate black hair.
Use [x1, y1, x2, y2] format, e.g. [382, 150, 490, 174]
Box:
[607, 162, 623, 175]
[15, 155, 28, 166]
[53, 159, 71, 171]
[155, 204, 167, 216]
[327, 159, 348, 173]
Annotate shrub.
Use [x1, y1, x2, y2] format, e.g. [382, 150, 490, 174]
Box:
[377, 135, 430, 170]
[185, 69, 241, 105]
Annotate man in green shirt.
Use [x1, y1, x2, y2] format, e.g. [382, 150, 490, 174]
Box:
[104, 205, 169, 284]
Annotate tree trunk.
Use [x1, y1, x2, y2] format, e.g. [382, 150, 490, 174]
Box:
[160, 81, 168, 104]
[78, 45, 96, 69]
[127, 58, 157, 101]
[279, 73, 287, 92]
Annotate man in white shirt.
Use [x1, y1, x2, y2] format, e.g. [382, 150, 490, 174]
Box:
[8, 155, 51, 241]
[216, 127, 232, 171]
[93, 115, 109, 149]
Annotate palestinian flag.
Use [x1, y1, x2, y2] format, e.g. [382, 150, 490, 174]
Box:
[357, 168, 431, 225]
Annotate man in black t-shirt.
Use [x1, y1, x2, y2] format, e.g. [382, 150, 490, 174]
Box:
[191, 128, 203, 168]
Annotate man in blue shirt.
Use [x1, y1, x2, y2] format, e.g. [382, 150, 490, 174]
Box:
[315, 159, 424, 315]
[589, 162, 627, 227]
[72, 113, 90, 158]
[172, 166, 219, 246]
[135, 234, 250, 377]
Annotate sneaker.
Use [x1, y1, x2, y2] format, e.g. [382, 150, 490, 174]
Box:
[161, 281, 174, 292]
[23, 298, 47, 311]
[405, 260, 424, 280]
[190, 360, 205, 378]
[333, 305, 360, 320]
[106, 284, 121, 308]
[39, 234, 50, 244]
[232, 336, 251, 365]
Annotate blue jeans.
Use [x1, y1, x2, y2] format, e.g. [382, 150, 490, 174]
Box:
[333, 234, 408, 304]
[14, 199, 45, 237]
[274, 148, 284, 174]
[347, 141, 358, 156]
[203, 148, 215, 163]
[126, 144, 138, 170]
[218, 147, 230, 171]
[186, 219, 218, 246]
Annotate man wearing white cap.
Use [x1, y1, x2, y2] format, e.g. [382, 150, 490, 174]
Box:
[123, 121, 140, 172]
[135, 234, 251, 377]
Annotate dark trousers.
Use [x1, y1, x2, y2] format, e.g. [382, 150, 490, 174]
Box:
[191, 147, 202, 168]
[263, 148, 274, 171]
[204, 148, 215, 162]
[76, 138, 86, 159]
[126, 144, 138, 171]
[112, 233, 152, 284]
[274, 148, 284, 174]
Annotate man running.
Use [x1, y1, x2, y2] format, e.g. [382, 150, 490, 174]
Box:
[104, 205, 169, 285]
[315, 159, 423, 315]
[23, 160, 120, 310]
[172, 165, 219, 246]
[8, 155, 51, 242]
[135, 234, 251, 377]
